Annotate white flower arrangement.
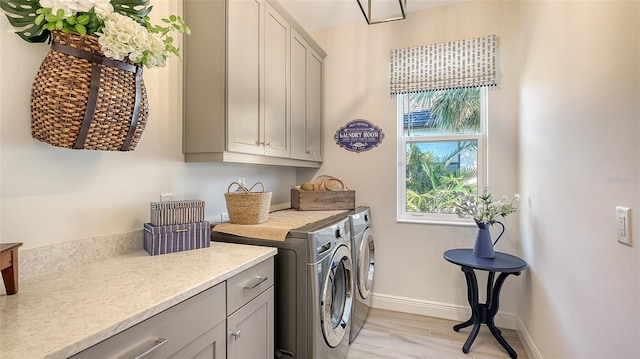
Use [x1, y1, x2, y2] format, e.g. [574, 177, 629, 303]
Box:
[452, 187, 520, 225]
[98, 12, 166, 67]
[39, 0, 113, 18]
[1, 0, 190, 69]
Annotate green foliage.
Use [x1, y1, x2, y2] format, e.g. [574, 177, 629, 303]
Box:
[405, 142, 478, 214]
[450, 187, 520, 224]
[112, 0, 151, 19]
[35, 7, 94, 35]
[409, 87, 481, 133]
[0, 0, 49, 42]
[1, 0, 152, 42]
[137, 14, 191, 65]
[404, 87, 482, 214]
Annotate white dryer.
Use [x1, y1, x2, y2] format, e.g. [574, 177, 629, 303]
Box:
[347, 206, 375, 343]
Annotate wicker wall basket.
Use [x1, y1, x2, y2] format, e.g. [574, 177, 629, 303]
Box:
[224, 182, 272, 225]
[30, 30, 149, 151]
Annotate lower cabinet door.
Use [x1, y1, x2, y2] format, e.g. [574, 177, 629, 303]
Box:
[169, 319, 226, 359]
[227, 286, 274, 359]
[70, 284, 225, 359]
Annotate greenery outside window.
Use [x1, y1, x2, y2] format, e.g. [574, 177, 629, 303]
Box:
[397, 87, 487, 225]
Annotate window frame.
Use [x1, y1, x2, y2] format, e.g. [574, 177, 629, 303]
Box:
[396, 88, 488, 226]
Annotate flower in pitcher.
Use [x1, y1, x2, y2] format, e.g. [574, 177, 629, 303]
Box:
[451, 187, 520, 224]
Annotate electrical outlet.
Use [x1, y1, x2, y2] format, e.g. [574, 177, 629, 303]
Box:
[160, 193, 173, 202]
[221, 213, 229, 222]
[616, 207, 632, 246]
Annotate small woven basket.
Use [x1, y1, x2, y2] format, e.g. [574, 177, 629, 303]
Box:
[224, 182, 272, 225]
[30, 30, 149, 151]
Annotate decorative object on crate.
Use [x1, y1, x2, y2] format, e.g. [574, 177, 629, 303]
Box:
[144, 222, 210, 256]
[292, 175, 355, 211]
[0, 0, 190, 151]
[224, 182, 272, 225]
[450, 187, 520, 258]
[313, 175, 346, 191]
[297, 175, 347, 192]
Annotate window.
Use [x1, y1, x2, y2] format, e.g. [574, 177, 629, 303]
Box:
[397, 87, 487, 224]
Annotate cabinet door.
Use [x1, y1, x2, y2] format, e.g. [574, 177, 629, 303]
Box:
[306, 49, 323, 162]
[183, 0, 226, 154]
[290, 31, 308, 160]
[71, 284, 226, 359]
[290, 31, 323, 162]
[227, 0, 264, 155]
[169, 320, 226, 359]
[227, 286, 274, 359]
[263, 4, 290, 158]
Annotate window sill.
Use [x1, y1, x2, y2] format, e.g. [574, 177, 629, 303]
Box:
[396, 218, 477, 227]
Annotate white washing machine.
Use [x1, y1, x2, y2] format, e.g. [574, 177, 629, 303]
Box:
[212, 214, 353, 359]
[346, 207, 375, 343]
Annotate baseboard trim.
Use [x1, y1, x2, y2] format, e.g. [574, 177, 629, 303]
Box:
[370, 292, 517, 330]
[516, 316, 543, 359]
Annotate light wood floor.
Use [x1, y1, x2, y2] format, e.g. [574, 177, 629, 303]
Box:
[346, 308, 529, 359]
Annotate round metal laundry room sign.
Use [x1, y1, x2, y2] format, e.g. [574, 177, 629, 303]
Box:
[334, 120, 384, 153]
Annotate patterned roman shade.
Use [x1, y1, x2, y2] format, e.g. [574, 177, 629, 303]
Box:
[390, 35, 497, 95]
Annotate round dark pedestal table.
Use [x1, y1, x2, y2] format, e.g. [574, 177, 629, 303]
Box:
[444, 248, 528, 359]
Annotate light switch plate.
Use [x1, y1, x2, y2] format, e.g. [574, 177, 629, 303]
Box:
[616, 207, 632, 246]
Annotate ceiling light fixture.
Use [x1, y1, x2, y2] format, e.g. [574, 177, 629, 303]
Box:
[356, 0, 407, 25]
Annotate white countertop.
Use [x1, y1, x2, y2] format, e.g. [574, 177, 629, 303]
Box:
[0, 242, 277, 359]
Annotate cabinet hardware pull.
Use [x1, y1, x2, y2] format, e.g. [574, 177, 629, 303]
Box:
[133, 338, 168, 359]
[276, 349, 295, 358]
[231, 330, 241, 340]
[243, 275, 268, 290]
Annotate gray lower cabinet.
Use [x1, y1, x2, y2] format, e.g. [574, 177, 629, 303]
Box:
[227, 287, 274, 359]
[169, 320, 226, 359]
[71, 257, 274, 359]
[226, 257, 275, 359]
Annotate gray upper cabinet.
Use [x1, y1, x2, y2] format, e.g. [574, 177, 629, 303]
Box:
[227, 0, 263, 156]
[263, 3, 290, 158]
[183, 0, 326, 168]
[290, 30, 323, 162]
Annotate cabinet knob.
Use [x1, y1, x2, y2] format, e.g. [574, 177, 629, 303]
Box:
[231, 330, 241, 340]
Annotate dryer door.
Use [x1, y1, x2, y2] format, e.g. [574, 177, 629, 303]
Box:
[358, 227, 375, 299]
[321, 244, 353, 347]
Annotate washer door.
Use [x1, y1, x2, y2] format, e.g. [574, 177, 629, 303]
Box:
[358, 227, 375, 299]
[321, 244, 353, 347]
